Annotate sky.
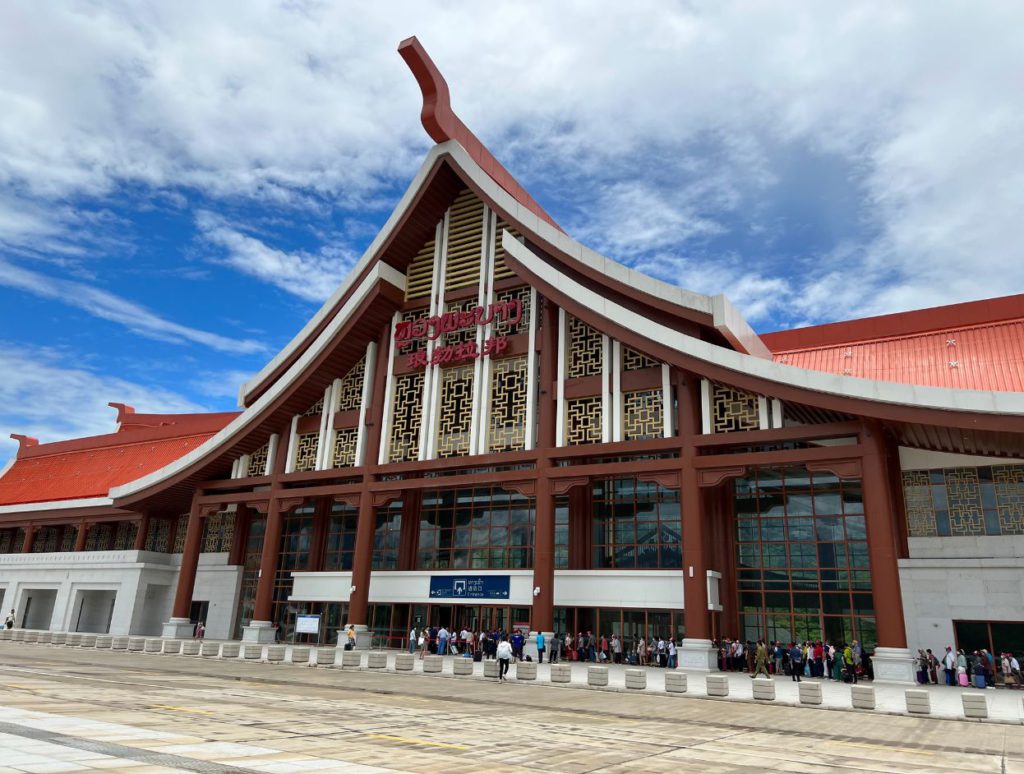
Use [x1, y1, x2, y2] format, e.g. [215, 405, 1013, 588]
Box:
[1, 1, 1023, 464]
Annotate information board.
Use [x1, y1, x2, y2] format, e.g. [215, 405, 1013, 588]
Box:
[428, 575, 510, 600]
[295, 614, 320, 635]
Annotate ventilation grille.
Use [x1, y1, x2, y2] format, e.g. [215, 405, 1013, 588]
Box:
[444, 189, 485, 292]
[405, 238, 436, 301]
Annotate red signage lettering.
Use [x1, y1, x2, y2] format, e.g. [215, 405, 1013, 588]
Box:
[394, 299, 522, 349]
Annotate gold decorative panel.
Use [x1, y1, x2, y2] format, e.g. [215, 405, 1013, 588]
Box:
[146, 519, 171, 552]
[247, 443, 269, 477]
[994, 465, 1024, 534]
[303, 397, 324, 416]
[902, 470, 936, 537]
[493, 218, 520, 281]
[623, 389, 663, 440]
[114, 521, 138, 551]
[32, 527, 59, 553]
[336, 356, 366, 412]
[445, 189, 485, 292]
[437, 364, 475, 458]
[293, 432, 319, 473]
[945, 468, 984, 536]
[86, 524, 112, 551]
[405, 237, 437, 301]
[623, 346, 658, 371]
[60, 525, 76, 552]
[567, 314, 603, 378]
[445, 298, 480, 345]
[566, 396, 602, 445]
[493, 286, 530, 336]
[388, 372, 424, 463]
[202, 512, 235, 553]
[489, 355, 528, 452]
[173, 514, 189, 553]
[332, 426, 359, 468]
[711, 383, 760, 433]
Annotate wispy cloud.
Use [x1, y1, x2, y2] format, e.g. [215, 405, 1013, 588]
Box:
[0, 257, 265, 354]
[0, 341, 207, 464]
[196, 211, 356, 302]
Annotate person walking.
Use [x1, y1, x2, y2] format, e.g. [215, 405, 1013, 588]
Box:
[5, 609, 15, 629]
[788, 643, 803, 682]
[752, 640, 771, 679]
[496, 636, 513, 682]
[346, 624, 357, 651]
[535, 631, 545, 664]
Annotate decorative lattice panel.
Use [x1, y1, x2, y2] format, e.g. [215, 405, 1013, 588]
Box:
[493, 286, 530, 336]
[114, 521, 138, 551]
[445, 298, 480, 345]
[489, 355, 528, 452]
[405, 237, 437, 301]
[994, 465, 1024, 535]
[623, 389, 663, 440]
[303, 397, 324, 417]
[946, 467, 984, 536]
[388, 372, 424, 462]
[173, 514, 189, 553]
[247, 443, 269, 477]
[566, 396, 602, 445]
[398, 309, 428, 355]
[32, 527, 59, 553]
[293, 432, 319, 473]
[437, 364, 475, 457]
[493, 218, 520, 281]
[567, 315, 603, 379]
[60, 525, 77, 552]
[202, 512, 235, 553]
[86, 524, 112, 551]
[902, 470, 936, 537]
[10, 529, 25, 553]
[445, 189, 485, 292]
[623, 346, 658, 371]
[0, 529, 12, 553]
[711, 383, 760, 433]
[332, 426, 358, 468]
[146, 518, 171, 552]
[337, 356, 366, 412]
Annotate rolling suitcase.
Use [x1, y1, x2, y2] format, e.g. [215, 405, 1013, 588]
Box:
[973, 672, 986, 689]
[958, 671, 969, 687]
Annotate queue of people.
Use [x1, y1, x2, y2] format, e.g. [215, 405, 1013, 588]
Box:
[918, 646, 1022, 688]
[715, 637, 872, 682]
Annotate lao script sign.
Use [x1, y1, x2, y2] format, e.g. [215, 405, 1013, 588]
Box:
[395, 299, 522, 369]
[428, 575, 511, 600]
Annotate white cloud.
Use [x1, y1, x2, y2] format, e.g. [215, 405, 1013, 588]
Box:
[189, 368, 255, 402]
[0, 341, 206, 465]
[195, 211, 355, 302]
[0, 257, 265, 354]
[0, 2, 1021, 326]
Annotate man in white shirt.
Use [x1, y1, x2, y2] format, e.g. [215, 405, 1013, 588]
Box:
[496, 637, 513, 681]
[409, 627, 417, 654]
[943, 646, 956, 685]
[438, 626, 449, 655]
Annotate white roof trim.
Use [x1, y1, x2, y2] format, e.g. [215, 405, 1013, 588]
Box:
[112, 262, 405, 501]
[0, 497, 113, 515]
[504, 233, 1024, 416]
[239, 140, 763, 405]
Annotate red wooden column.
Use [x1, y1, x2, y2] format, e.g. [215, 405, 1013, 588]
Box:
[346, 328, 392, 633]
[74, 522, 89, 552]
[171, 501, 205, 620]
[21, 526, 35, 553]
[531, 297, 559, 634]
[861, 422, 909, 649]
[133, 513, 150, 551]
[251, 498, 286, 624]
[677, 371, 716, 670]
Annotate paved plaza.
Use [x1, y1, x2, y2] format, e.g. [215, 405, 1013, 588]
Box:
[1, 643, 1023, 773]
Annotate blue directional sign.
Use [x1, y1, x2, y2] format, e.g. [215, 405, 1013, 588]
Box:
[429, 575, 510, 600]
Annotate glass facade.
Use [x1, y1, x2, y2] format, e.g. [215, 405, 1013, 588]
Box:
[591, 476, 681, 569]
[324, 502, 358, 571]
[372, 500, 402, 570]
[416, 487, 534, 569]
[271, 505, 315, 634]
[734, 466, 876, 648]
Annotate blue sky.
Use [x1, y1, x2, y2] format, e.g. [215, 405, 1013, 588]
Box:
[2, 2, 1023, 464]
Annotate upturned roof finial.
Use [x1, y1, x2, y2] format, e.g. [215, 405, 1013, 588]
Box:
[10, 433, 39, 455]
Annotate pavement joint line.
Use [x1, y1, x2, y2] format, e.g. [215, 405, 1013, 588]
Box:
[1, 649, 1018, 762]
[364, 732, 469, 750]
[0, 720, 264, 774]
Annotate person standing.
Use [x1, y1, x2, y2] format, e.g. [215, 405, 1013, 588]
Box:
[752, 640, 771, 679]
[437, 626, 449, 656]
[942, 646, 956, 686]
[496, 636, 513, 682]
[667, 638, 678, 669]
[535, 631, 545, 664]
[788, 643, 803, 682]
[408, 626, 418, 655]
[5, 609, 15, 629]
[346, 625, 357, 651]
[843, 643, 857, 684]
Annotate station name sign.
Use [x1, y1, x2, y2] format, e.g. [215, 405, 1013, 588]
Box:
[428, 574, 511, 600]
[395, 298, 522, 369]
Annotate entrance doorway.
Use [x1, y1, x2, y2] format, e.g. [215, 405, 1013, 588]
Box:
[189, 600, 209, 635]
[367, 603, 532, 649]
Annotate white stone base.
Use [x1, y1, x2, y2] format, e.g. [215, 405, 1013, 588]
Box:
[341, 623, 372, 649]
[679, 638, 718, 672]
[161, 618, 196, 639]
[241, 621, 278, 643]
[872, 647, 917, 685]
